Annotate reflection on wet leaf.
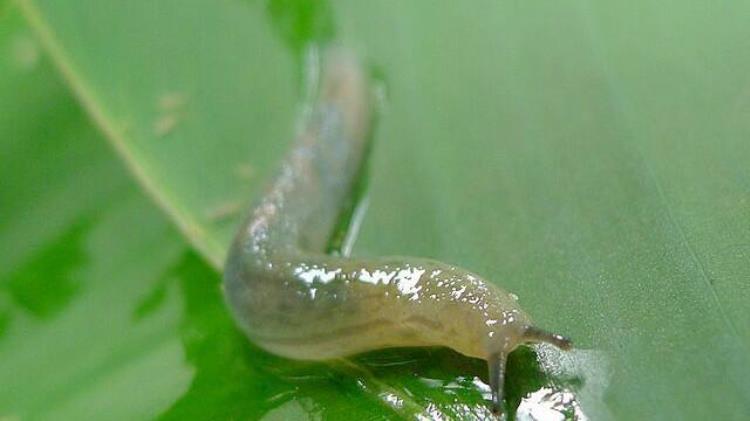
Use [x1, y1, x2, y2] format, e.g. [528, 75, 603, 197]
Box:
[534, 344, 612, 420]
[348, 343, 610, 420]
[260, 398, 322, 421]
[517, 387, 585, 421]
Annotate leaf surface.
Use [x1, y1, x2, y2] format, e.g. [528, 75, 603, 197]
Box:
[9, 0, 750, 419]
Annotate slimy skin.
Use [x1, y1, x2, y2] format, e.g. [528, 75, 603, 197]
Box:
[223, 48, 571, 415]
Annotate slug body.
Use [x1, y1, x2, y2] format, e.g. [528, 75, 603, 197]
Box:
[224, 49, 571, 414]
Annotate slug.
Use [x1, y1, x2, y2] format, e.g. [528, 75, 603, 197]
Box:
[223, 48, 572, 415]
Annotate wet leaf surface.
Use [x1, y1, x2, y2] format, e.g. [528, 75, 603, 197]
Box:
[4, 0, 750, 419]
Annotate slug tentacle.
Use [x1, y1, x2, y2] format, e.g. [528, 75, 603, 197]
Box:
[223, 47, 572, 416]
[488, 352, 507, 416]
[524, 325, 573, 350]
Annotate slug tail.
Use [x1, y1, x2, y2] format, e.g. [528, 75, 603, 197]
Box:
[523, 326, 573, 350]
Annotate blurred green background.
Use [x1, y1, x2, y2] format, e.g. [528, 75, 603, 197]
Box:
[2, 0, 749, 419]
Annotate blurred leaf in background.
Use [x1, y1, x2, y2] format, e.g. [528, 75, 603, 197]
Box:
[0, 6, 191, 418]
[3, 0, 750, 420]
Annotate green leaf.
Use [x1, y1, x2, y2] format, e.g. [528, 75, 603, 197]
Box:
[0, 7, 442, 420]
[7, 0, 750, 419]
[0, 9, 190, 419]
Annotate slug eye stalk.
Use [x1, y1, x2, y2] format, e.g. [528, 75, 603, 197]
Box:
[488, 352, 507, 416]
[524, 326, 573, 350]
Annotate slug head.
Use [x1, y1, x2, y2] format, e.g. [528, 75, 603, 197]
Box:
[425, 277, 572, 416]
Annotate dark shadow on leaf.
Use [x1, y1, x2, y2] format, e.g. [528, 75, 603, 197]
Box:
[266, 0, 335, 57]
[132, 280, 168, 321]
[2, 217, 92, 319]
[0, 308, 9, 342]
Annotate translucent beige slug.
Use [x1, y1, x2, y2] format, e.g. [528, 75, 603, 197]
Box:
[223, 48, 572, 415]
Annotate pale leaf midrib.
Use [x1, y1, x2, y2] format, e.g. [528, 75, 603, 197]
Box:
[16, 0, 224, 270]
